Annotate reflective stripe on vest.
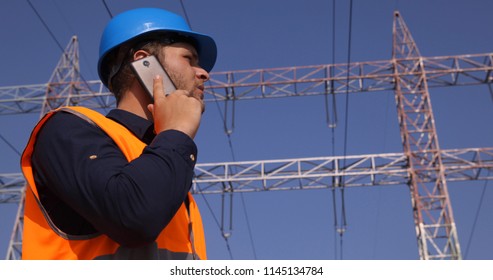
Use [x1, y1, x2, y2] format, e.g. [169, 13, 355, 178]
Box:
[21, 106, 207, 260]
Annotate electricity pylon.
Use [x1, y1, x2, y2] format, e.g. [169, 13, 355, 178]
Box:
[392, 11, 460, 259]
[1, 12, 492, 260]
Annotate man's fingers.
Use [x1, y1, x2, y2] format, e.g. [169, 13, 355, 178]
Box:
[153, 75, 165, 100]
[149, 75, 202, 138]
[147, 103, 154, 114]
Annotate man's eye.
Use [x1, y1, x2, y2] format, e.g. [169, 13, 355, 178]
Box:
[184, 55, 199, 66]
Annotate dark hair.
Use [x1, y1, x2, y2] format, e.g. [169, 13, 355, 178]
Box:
[102, 32, 197, 103]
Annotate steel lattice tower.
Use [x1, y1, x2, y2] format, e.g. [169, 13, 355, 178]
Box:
[1, 12, 492, 260]
[392, 12, 461, 259]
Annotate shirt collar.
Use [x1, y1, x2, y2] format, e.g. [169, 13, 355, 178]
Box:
[106, 109, 155, 144]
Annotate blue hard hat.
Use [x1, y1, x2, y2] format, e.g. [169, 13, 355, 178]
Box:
[97, 7, 217, 87]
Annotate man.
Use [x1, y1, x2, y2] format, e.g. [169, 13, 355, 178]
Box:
[20, 7, 217, 260]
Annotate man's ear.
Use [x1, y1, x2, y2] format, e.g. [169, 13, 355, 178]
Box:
[133, 49, 151, 61]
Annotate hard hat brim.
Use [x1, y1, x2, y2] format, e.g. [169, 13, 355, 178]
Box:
[97, 8, 217, 88]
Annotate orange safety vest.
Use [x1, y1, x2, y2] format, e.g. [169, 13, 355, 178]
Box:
[21, 106, 206, 260]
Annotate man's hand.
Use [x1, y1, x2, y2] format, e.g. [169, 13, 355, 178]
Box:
[147, 75, 202, 139]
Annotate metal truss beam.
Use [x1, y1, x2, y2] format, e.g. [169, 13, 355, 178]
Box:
[2, 11, 492, 261]
[3, 147, 492, 203]
[0, 174, 25, 204]
[194, 147, 493, 194]
[0, 53, 491, 115]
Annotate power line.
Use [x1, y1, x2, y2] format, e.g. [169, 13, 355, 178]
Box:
[487, 83, 493, 103]
[178, 0, 236, 259]
[0, 134, 21, 156]
[329, 0, 339, 261]
[26, 0, 96, 103]
[209, 82, 259, 259]
[464, 176, 490, 259]
[337, 0, 354, 260]
[179, 0, 192, 28]
[26, 0, 65, 52]
[51, 1, 99, 82]
[180, 1, 257, 259]
[178, 0, 236, 258]
[196, 185, 234, 259]
[178, 0, 237, 259]
[102, 0, 113, 18]
[240, 192, 258, 259]
[325, 0, 338, 129]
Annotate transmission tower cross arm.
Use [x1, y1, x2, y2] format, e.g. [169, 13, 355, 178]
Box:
[3, 147, 492, 201]
[206, 53, 493, 102]
[0, 54, 492, 115]
[2, 13, 493, 260]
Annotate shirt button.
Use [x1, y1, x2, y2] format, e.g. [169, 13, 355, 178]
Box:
[190, 154, 195, 161]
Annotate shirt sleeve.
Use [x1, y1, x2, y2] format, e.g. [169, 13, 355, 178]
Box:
[31, 111, 197, 247]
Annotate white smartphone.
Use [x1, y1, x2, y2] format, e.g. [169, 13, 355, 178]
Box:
[130, 55, 176, 101]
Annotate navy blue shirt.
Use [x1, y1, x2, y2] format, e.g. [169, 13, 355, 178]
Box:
[31, 109, 197, 247]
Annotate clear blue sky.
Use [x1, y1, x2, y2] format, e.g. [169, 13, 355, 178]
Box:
[0, 0, 492, 260]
